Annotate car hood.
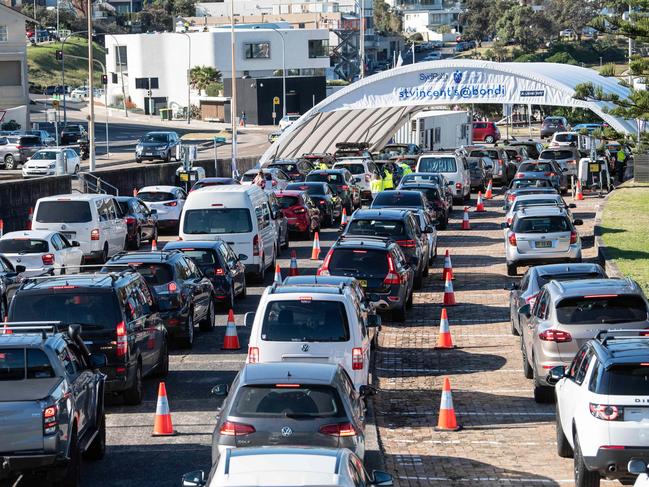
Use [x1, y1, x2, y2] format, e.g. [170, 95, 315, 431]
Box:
[25, 160, 55, 168]
[138, 141, 168, 147]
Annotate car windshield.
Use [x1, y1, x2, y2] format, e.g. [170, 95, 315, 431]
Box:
[536, 272, 604, 287]
[31, 151, 59, 160]
[329, 248, 389, 276]
[232, 385, 344, 418]
[0, 349, 55, 381]
[373, 192, 422, 207]
[511, 179, 552, 189]
[137, 192, 176, 202]
[544, 119, 564, 127]
[0, 239, 49, 253]
[519, 163, 554, 172]
[35, 201, 92, 223]
[104, 263, 174, 286]
[595, 364, 649, 395]
[261, 300, 350, 342]
[556, 295, 647, 325]
[11, 292, 119, 329]
[335, 163, 365, 175]
[183, 209, 253, 234]
[513, 216, 570, 233]
[417, 157, 457, 173]
[177, 249, 218, 266]
[276, 195, 300, 209]
[286, 184, 326, 196]
[306, 173, 343, 184]
[142, 133, 168, 143]
[555, 133, 577, 142]
[346, 219, 406, 239]
[540, 150, 574, 160]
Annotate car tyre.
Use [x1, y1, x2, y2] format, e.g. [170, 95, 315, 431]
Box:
[123, 362, 143, 405]
[4, 155, 16, 170]
[237, 275, 247, 300]
[74, 165, 80, 174]
[255, 255, 266, 284]
[54, 428, 80, 487]
[136, 158, 142, 164]
[164, 151, 170, 163]
[574, 435, 600, 487]
[154, 339, 169, 378]
[506, 263, 517, 276]
[84, 412, 106, 461]
[406, 290, 413, 309]
[200, 298, 216, 332]
[128, 230, 141, 250]
[414, 271, 423, 290]
[533, 360, 554, 403]
[521, 338, 533, 379]
[180, 313, 195, 349]
[556, 408, 574, 458]
[100, 243, 109, 264]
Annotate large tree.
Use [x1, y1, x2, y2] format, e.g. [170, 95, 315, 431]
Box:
[495, 4, 546, 53]
[545, 0, 600, 40]
[373, 0, 402, 33]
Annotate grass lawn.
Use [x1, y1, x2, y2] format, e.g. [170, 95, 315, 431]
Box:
[601, 183, 649, 293]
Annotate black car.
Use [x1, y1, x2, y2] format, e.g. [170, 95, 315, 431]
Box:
[371, 190, 436, 230]
[505, 140, 545, 160]
[318, 235, 414, 321]
[103, 251, 215, 349]
[163, 240, 247, 311]
[395, 183, 449, 230]
[0, 254, 25, 319]
[342, 208, 429, 290]
[267, 159, 315, 182]
[400, 172, 454, 211]
[8, 271, 168, 405]
[285, 182, 341, 227]
[305, 169, 361, 213]
[60, 124, 86, 146]
[116, 196, 159, 250]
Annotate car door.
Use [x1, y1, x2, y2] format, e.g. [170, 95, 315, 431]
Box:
[185, 257, 210, 318]
[225, 244, 245, 295]
[56, 342, 91, 435]
[137, 201, 154, 238]
[108, 198, 127, 253]
[50, 233, 70, 271]
[59, 233, 83, 271]
[557, 347, 593, 442]
[125, 281, 156, 372]
[67, 342, 97, 435]
[261, 202, 275, 266]
[525, 289, 550, 365]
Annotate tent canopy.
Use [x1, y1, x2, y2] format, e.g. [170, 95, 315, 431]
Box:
[260, 60, 633, 164]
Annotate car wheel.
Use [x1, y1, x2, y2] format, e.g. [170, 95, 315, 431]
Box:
[406, 290, 413, 309]
[54, 428, 80, 487]
[200, 297, 216, 332]
[136, 158, 142, 164]
[74, 165, 80, 174]
[282, 230, 289, 250]
[485, 135, 495, 144]
[521, 337, 533, 379]
[506, 263, 517, 276]
[392, 304, 407, 322]
[422, 261, 429, 277]
[128, 230, 141, 250]
[510, 311, 519, 336]
[164, 151, 170, 163]
[180, 313, 194, 349]
[84, 411, 106, 461]
[123, 361, 143, 405]
[556, 408, 574, 458]
[4, 155, 16, 170]
[100, 243, 109, 264]
[255, 255, 266, 284]
[533, 358, 554, 403]
[154, 339, 169, 378]
[574, 435, 600, 487]
[238, 275, 247, 299]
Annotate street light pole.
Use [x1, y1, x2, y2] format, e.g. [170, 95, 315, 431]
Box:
[359, 0, 365, 78]
[178, 32, 191, 124]
[230, 0, 238, 176]
[87, 0, 96, 171]
[267, 26, 286, 118]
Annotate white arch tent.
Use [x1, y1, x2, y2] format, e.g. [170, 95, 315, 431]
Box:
[259, 60, 634, 164]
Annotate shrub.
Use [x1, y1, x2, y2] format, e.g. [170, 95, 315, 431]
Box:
[545, 52, 578, 65]
[599, 63, 617, 77]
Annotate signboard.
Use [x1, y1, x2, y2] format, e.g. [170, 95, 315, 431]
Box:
[213, 136, 226, 144]
[273, 96, 280, 105]
[46, 109, 58, 122]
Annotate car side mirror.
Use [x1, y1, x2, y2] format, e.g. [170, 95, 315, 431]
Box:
[518, 303, 531, 318]
[150, 209, 158, 215]
[371, 471, 394, 486]
[210, 384, 229, 397]
[568, 203, 576, 209]
[237, 253, 246, 261]
[425, 224, 435, 233]
[367, 314, 381, 328]
[182, 470, 206, 487]
[573, 219, 583, 226]
[89, 353, 108, 369]
[359, 385, 378, 397]
[628, 459, 648, 476]
[546, 365, 565, 385]
[71, 240, 80, 247]
[15, 264, 26, 273]
[500, 222, 509, 229]
[503, 282, 519, 291]
[244, 311, 255, 328]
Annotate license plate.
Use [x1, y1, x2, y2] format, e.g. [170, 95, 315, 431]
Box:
[625, 407, 649, 421]
[63, 233, 74, 240]
[535, 240, 552, 248]
[359, 280, 367, 287]
[145, 152, 152, 155]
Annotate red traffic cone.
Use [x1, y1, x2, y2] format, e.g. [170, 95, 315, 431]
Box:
[461, 207, 471, 230]
[340, 208, 348, 227]
[151, 240, 157, 251]
[133, 187, 138, 197]
[152, 382, 177, 436]
[435, 377, 461, 431]
[575, 180, 584, 201]
[0, 218, 4, 238]
[274, 263, 282, 284]
[222, 309, 240, 350]
[289, 250, 299, 276]
[26, 207, 33, 230]
[442, 250, 454, 281]
[2, 320, 12, 335]
[476, 191, 485, 212]
[485, 180, 493, 199]
[310, 232, 321, 260]
[443, 274, 456, 306]
[435, 308, 455, 349]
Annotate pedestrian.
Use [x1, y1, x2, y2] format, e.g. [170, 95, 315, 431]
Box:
[241, 111, 247, 128]
[615, 146, 626, 184]
[252, 170, 265, 188]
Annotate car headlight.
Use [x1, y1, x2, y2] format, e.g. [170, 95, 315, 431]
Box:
[48, 163, 56, 168]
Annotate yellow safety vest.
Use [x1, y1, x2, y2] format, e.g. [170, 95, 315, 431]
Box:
[399, 163, 412, 177]
[382, 169, 394, 189]
[319, 162, 328, 170]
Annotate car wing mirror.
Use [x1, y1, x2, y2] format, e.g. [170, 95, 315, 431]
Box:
[14, 264, 26, 274]
[546, 365, 566, 385]
[500, 222, 509, 229]
[71, 240, 81, 247]
[182, 470, 206, 487]
[518, 303, 531, 318]
[244, 311, 255, 327]
[503, 282, 518, 291]
[360, 385, 378, 397]
[568, 203, 576, 209]
[210, 384, 229, 397]
[150, 209, 158, 215]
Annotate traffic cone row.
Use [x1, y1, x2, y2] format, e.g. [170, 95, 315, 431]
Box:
[152, 382, 176, 436]
[340, 208, 348, 227]
[442, 250, 453, 281]
[461, 207, 471, 230]
[575, 180, 584, 201]
[222, 309, 240, 350]
[484, 180, 493, 199]
[436, 377, 461, 431]
[289, 250, 299, 276]
[310, 232, 321, 260]
[274, 263, 282, 284]
[476, 191, 485, 212]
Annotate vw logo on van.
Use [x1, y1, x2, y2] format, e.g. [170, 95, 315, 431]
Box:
[281, 426, 293, 437]
[301, 344, 310, 352]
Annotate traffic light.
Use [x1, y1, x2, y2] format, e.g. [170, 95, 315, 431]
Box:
[101, 74, 108, 85]
[147, 90, 152, 97]
[56, 49, 63, 61]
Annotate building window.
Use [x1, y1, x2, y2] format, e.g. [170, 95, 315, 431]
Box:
[115, 45, 127, 66]
[0, 61, 21, 86]
[135, 77, 159, 89]
[244, 42, 270, 59]
[150, 78, 159, 89]
[111, 72, 118, 84]
[0, 26, 7, 43]
[308, 39, 329, 58]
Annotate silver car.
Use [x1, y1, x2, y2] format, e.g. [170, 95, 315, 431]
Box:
[518, 278, 649, 403]
[538, 147, 582, 178]
[503, 206, 582, 276]
[503, 193, 576, 227]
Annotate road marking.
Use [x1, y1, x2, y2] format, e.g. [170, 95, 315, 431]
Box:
[391, 439, 555, 446]
[397, 476, 580, 484]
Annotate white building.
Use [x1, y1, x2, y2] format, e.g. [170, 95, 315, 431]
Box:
[104, 28, 330, 115]
[403, 8, 463, 35]
[0, 4, 31, 130]
[195, 0, 367, 17]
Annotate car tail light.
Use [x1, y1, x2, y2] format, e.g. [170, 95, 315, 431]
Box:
[383, 254, 401, 285]
[220, 421, 256, 436]
[91, 228, 100, 241]
[317, 249, 333, 276]
[215, 268, 225, 276]
[319, 422, 357, 437]
[294, 207, 306, 214]
[545, 172, 554, 177]
[507, 194, 516, 202]
[525, 293, 538, 307]
[252, 235, 260, 256]
[455, 183, 462, 190]
[247, 346, 259, 363]
[42, 253, 55, 265]
[116, 321, 128, 357]
[167, 281, 178, 292]
[365, 174, 371, 182]
[396, 239, 417, 248]
[538, 329, 572, 343]
[341, 185, 349, 190]
[125, 216, 136, 224]
[352, 347, 364, 370]
[164, 201, 178, 207]
[590, 404, 623, 421]
[498, 159, 504, 165]
[516, 173, 524, 178]
[43, 405, 58, 435]
[272, 180, 277, 187]
[570, 231, 577, 244]
[507, 232, 517, 246]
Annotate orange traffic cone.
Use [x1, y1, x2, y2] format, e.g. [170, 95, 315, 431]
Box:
[2, 320, 12, 335]
[442, 249, 454, 281]
[575, 180, 584, 201]
[133, 187, 138, 197]
[435, 308, 455, 349]
[485, 180, 493, 199]
[310, 232, 321, 260]
[274, 263, 282, 284]
[461, 207, 471, 230]
[26, 207, 33, 230]
[152, 382, 177, 436]
[151, 240, 157, 251]
[222, 309, 240, 350]
[476, 192, 485, 212]
[340, 208, 348, 227]
[435, 377, 461, 431]
[443, 274, 456, 306]
[0, 218, 4, 238]
[289, 250, 299, 276]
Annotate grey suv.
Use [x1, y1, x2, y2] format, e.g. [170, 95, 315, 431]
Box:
[210, 362, 369, 464]
[135, 131, 180, 163]
[0, 135, 43, 169]
[518, 277, 649, 403]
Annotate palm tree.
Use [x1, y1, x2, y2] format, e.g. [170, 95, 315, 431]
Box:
[189, 66, 222, 95]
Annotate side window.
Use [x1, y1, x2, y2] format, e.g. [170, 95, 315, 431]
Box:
[96, 200, 107, 222]
[59, 234, 72, 247]
[175, 260, 190, 280]
[588, 359, 601, 392]
[26, 349, 55, 378]
[185, 257, 201, 277]
[0, 256, 9, 272]
[67, 344, 88, 370]
[57, 343, 76, 376]
[255, 205, 266, 229]
[50, 234, 64, 251]
[520, 272, 530, 292]
[218, 246, 231, 268]
[262, 203, 271, 224]
[567, 346, 588, 381]
[534, 291, 550, 319]
[574, 350, 593, 385]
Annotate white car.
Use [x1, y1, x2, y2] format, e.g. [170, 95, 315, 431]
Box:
[182, 447, 394, 487]
[0, 230, 83, 276]
[332, 158, 382, 203]
[550, 332, 649, 487]
[22, 148, 80, 178]
[70, 87, 89, 99]
[422, 51, 441, 61]
[550, 131, 580, 147]
[239, 168, 291, 191]
[416, 152, 471, 203]
[278, 114, 300, 130]
[629, 459, 649, 486]
[136, 185, 186, 231]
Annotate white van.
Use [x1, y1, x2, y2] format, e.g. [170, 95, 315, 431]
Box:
[416, 152, 471, 202]
[32, 194, 127, 262]
[179, 185, 278, 282]
[245, 284, 374, 390]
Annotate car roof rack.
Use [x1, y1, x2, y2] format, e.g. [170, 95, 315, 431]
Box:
[1, 321, 64, 339]
[595, 329, 649, 345]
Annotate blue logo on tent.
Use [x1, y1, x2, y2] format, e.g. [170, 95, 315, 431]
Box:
[453, 70, 463, 83]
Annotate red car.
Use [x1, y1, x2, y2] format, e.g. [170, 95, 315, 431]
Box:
[274, 190, 321, 239]
[472, 121, 500, 144]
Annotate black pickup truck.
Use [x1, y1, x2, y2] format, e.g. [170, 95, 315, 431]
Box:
[0, 323, 107, 487]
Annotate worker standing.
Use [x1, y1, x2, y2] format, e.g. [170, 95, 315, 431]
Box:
[382, 164, 394, 190]
[615, 146, 626, 184]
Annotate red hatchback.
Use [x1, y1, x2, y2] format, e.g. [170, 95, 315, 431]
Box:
[472, 121, 500, 143]
[274, 190, 321, 239]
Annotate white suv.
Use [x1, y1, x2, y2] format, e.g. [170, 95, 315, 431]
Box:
[550, 332, 649, 487]
[245, 283, 376, 390]
[332, 158, 381, 203]
[415, 152, 471, 202]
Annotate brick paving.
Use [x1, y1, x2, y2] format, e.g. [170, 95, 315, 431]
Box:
[373, 190, 612, 486]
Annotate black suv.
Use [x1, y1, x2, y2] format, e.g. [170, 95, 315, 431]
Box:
[8, 272, 168, 405]
[305, 169, 361, 213]
[115, 196, 159, 250]
[103, 251, 215, 348]
[371, 189, 436, 226]
[396, 182, 449, 229]
[343, 208, 429, 289]
[318, 235, 414, 321]
[60, 124, 86, 146]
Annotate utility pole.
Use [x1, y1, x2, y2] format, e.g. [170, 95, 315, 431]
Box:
[230, 0, 238, 176]
[87, 0, 96, 171]
[359, 0, 365, 78]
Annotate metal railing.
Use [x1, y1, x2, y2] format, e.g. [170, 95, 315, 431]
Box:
[77, 172, 119, 195]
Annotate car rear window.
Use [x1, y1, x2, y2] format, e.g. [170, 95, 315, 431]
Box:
[35, 201, 92, 224]
[0, 239, 49, 253]
[270, 164, 297, 173]
[555, 133, 578, 143]
[512, 199, 561, 211]
[261, 300, 350, 342]
[177, 249, 219, 267]
[511, 179, 553, 189]
[417, 157, 457, 173]
[329, 249, 389, 276]
[519, 163, 554, 172]
[0, 349, 55, 381]
[536, 272, 604, 287]
[137, 192, 175, 202]
[306, 173, 343, 184]
[183, 209, 253, 234]
[556, 295, 647, 325]
[405, 187, 440, 203]
[17, 136, 41, 146]
[335, 163, 364, 175]
[10, 292, 119, 329]
[373, 191, 422, 207]
[276, 196, 300, 209]
[286, 184, 326, 196]
[232, 385, 345, 418]
[105, 263, 174, 286]
[540, 150, 575, 160]
[513, 216, 570, 233]
[346, 219, 406, 239]
[595, 364, 649, 395]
